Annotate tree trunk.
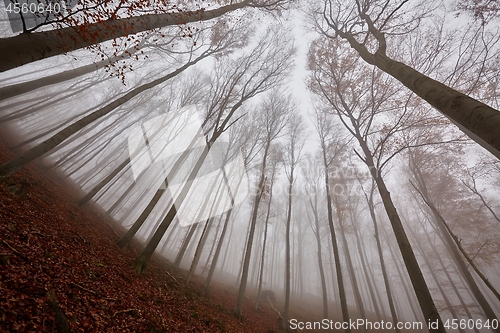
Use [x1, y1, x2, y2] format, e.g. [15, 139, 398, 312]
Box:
[117, 129, 203, 249]
[334, 195, 366, 332]
[0, 53, 207, 177]
[133, 142, 212, 273]
[421, 219, 481, 333]
[410, 224, 467, 333]
[234, 145, 269, 319]
[187, 217, 214, 283]
[341, 32, 500, 159]
[309, 195, 329, 319]
[350, 134, 445, 332]
[0, 42, 143, 101]
[204, 209, 232, 291]
[0, 1, 251, 72]
[283, 166, 294, 329]
[365, 183, 401, 332]
[409, 159, 500, 328]
[174, 223, 198, 267]
[255, 171, 275, 310]
[350, 210, 382, 322]
[322, 151, 351, 331]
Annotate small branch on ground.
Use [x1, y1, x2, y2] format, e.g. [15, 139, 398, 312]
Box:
[70, 282, 98, 295]
[1, 240, 29, 261]
[47, 289, 71, 333]
[112, 308, 140, 318]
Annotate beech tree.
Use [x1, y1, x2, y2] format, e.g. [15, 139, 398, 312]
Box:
[234, 88, 295, 319]
[133, 28, 295, 274]
[313, 0, 500, 159]
[0, 0, 291, 72]
[0, 20, 246, 178]
[282, 112, 306, 328]
[308, 37, 446, 331]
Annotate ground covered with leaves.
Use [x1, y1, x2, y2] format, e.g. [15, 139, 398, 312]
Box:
[0, 133, 283, 332]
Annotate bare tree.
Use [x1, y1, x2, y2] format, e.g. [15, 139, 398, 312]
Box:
[313, 0, 500, 159]
[0, 0, 291, 72]
[234, 87, 295, 319]
[134, 28, 295, 274]
[308, 37, 446, 331]
[282, 112, 306, 328]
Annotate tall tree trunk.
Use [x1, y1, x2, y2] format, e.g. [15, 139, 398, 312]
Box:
[204, 209, 232, 291]
[322, 152, 351, 331]
[409, 164, 500, 328]
[410, 224, 467, 333]
[117, 128, 203, 249]
[174, 223, 198, 267]
[350, 211, 382, 322]
[334, 195, 366, 331]
[234, 144, 270, 319]
[283, 165, 294, 328]
[133, 141, 213, 273]
[421, 218, 481, 333]
[0, 0, 251, 72]
[187, 217, 214, 283]
[382, 224, 424, 324]
[339, 31, 500, 159]
[308, 195, 329, 319]
[365, 183, 401, 332]
[255, 170, 276, 310]
[0, 41, 144, 101]
[354, 136, 445, 332]
[0, 53, 208, 177]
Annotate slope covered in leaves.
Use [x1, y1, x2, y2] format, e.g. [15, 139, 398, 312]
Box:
[0, 132, 284, 332]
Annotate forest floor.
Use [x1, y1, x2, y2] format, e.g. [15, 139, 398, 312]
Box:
[0, 130, 332, 332]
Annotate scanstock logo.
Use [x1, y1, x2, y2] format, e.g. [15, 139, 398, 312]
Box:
[127, 106, 249, 227]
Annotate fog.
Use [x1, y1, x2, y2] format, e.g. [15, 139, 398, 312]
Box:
[1, 0, 500, 332]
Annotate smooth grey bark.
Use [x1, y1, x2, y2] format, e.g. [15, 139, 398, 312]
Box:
[283, 157, 294, 329]
[255, 166, 276, 310]
[420, 218, 481, 333]
[0, 52, 208, 177]
[234, 145, 269, 319]
[117, 127, 203, 249]
[187, 217, 214, 283]
[174, 223, 198, 267]
[382, 225, 425, 324]
[0, 1, 252, 72]
[324, 7, 500, 159]
[0, 41, 144, 101]
[321, 151, 351, 331]
[350, 209, 382, 322]
[410, 224, 467, 333]
[307, 193, 329, 319]
[364, 182, 401, 332]
[409, 156, 500, 327]
[204, 209, 232, 291]
[334, 195, 366, 331]
[363, 150, 444, 332]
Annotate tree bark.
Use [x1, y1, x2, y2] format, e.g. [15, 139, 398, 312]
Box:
[340, 32, 500, 159]
[365, 183, 401, 332]
[0, 53, 208, 177]
[234, 144, 269, 319]
[358, 139, 445, 332]
[321, 149, 351, 331]
[0, 42, 143, 101]
[0, 1, 251, 72]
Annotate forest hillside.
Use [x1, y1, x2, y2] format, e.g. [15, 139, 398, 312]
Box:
[0, 131, 288, 332]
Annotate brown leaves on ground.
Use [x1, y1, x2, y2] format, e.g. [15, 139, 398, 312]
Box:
[0, 134, 281, 333]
